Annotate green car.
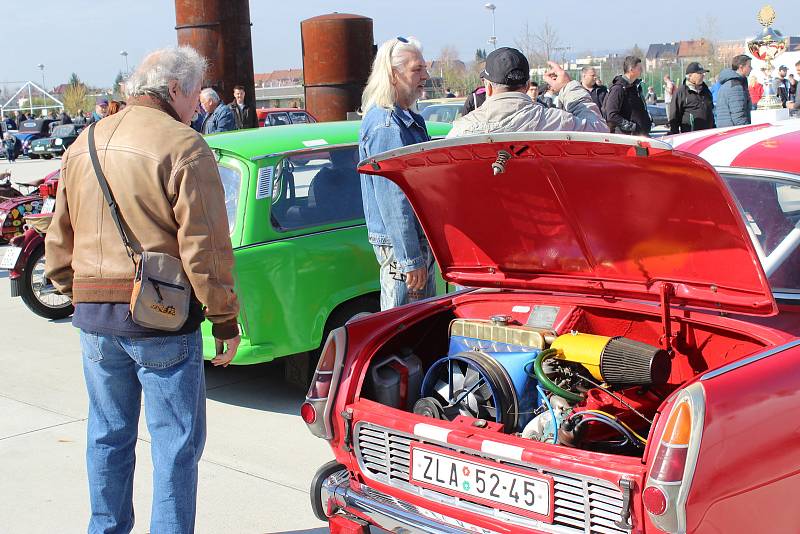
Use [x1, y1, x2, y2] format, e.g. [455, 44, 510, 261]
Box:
[202, 120, 451, 367]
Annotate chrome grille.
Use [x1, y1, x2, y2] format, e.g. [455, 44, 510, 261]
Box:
[355, 423, 629, 534]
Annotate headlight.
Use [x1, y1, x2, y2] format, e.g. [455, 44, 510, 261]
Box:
[54, 138, 63, 146]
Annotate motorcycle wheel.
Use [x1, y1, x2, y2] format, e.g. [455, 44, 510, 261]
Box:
[20, 244, 74, 320]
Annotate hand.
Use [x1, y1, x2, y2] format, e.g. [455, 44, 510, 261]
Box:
[212, 335, 241, 367]
[544, 61, 571, 94]
[405, 267, 428, 292]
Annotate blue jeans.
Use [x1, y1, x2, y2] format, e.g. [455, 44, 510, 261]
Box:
[373, 243, 436, 310]
[80, 329, 206, 534]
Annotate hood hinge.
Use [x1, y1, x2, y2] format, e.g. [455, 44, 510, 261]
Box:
[659, 282, 675, 351]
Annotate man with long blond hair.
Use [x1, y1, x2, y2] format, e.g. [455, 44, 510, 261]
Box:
[358, 36, 435, 310]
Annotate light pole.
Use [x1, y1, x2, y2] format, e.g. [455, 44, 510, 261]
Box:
[485, 3, 497, 50]
[120, 50, 129, 75]
[36, 63, 45, 90]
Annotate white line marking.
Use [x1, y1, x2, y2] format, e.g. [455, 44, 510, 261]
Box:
[414, 423, 452, 443]
[698, 122, 800, 166]
[481, 440, 525, 461]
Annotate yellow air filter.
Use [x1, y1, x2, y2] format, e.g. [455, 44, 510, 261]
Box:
[551, 333, 671, 385]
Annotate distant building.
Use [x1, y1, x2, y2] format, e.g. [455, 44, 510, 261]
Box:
[645, 42, 679, 71]
[677, 39, 712, 64]
[254, 69, 303, 88]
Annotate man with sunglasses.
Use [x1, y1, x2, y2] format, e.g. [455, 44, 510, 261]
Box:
[359, 36, 435, 310]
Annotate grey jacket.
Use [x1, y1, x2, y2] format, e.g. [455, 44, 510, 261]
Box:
[446, 81, 608, 138]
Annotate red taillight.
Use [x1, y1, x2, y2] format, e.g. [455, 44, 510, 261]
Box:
[308, 334, 338, 399]
[300, 402, 317, 424]
[649, 401, 692, 482]
[643, 486, 668, 516]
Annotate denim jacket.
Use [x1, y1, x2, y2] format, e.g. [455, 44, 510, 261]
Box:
[359, 105, 431, 272]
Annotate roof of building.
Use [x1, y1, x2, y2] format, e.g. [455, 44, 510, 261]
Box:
[646, 42, 679, 59]
[678, 39, 712, 58]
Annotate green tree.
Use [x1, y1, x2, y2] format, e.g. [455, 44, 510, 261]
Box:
[68, 73, 81, 86]
[112, 71, 125, 99]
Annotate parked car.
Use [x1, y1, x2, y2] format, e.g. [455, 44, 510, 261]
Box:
[15, 118, 58, 158]
[420, 102, 465, 124]
[29, 123, 85, 158]
[416, 97, 466, 113]
[201, 120, 450, 368]
[257, 107, 317, 127]
[304, 126, 800, 534]
[648, 104, 669, 127]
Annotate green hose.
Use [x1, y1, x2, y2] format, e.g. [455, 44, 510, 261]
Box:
[533, 348, 584, 403]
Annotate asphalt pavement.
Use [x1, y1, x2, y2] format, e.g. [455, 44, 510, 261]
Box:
[1, 158, 332, 533]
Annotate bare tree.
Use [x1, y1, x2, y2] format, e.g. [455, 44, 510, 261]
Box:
[515, 21, 538, 67]
[695, 14, 722, 74]
[534, 20, 562, 66]
[628, 44, 646, 60]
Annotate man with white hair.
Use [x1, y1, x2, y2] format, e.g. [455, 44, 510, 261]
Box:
[359, 36, 435, 310]
[200, 87, 236, 134]
[447, 47, 607, 138]
[45, 46, 240, 533]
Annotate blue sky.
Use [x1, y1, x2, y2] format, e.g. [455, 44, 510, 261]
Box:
[4, 0, 799, 89]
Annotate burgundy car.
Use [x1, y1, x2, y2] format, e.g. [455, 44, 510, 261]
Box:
[303, 126, 800, 534]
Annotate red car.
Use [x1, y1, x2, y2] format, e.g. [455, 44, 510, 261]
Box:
[303, 125, 800, 534]
[256, 107, 317, 127]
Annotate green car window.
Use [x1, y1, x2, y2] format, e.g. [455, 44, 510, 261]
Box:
[217, 164, 241, 234]
[271, 146, 364, 231]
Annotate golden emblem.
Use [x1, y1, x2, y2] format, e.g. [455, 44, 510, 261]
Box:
[758, 5, 776, 27]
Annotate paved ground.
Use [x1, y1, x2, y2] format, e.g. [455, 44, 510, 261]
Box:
[1, 158, 332, 533]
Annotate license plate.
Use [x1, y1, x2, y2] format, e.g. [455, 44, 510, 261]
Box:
[410, 444, 553, 522]
[33, 146, 44, 151]
[0, 246, 22, 270]
[40, 197, 56, 214]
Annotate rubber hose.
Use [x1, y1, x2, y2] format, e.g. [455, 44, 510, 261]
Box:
[533, 349, 584, 403]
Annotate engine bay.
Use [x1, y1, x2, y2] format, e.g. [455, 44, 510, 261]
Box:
[360, 299, 769, 457]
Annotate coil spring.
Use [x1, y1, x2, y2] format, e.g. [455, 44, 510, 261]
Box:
[492, 150, 512, 175]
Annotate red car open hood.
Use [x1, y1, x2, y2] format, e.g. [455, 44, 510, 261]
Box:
[359, 132, 777, 316]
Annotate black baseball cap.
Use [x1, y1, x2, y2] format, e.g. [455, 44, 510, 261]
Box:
[685, 62, 709, 75]
[481, 47, 530, 85]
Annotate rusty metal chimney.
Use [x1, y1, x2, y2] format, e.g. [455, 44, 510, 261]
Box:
[174, 0, 255, 107]
[301, 13, 374, 122]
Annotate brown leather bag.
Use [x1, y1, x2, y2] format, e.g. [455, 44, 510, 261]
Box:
[88, 123, 191, 331]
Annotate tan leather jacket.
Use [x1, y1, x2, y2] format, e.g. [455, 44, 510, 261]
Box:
[45, 97, 240, 339]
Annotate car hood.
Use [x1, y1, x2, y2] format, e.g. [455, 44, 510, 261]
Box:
[358, 132, 776, 315]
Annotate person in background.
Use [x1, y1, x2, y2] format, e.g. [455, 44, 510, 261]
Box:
[526, 80, 540, 102]
[663, 75, 676, 113]
[59, 110, 72, 124]
[3, 132, 17, 163]
[645, 86, 657, 105]
[788, 73, 797, 102]
[4, 114, 16, 130]
[603, 56, 652, 135]
[45, 45, 240, 534]
[669, 62, 715, 133]
[229, 85, 257, 129]
[106, 100, 123, 116]
[748, 75, 763, 109]
[445, 87, 456, 98]
[537, 79, 558, 108]
[73, 109, 86, 125]
[190, 100, 206, 132]
[359, 36, 434, 310]
[715, 54, 753, 127]
[581, 66, 607, 110]
[461, 77, 487, 116]
[788, 60, 800, 110]
[91, 99, 109, 122]
[447, 47, 607, 137]
[200, 88, 236, 134]
[776, 65, 790, 107]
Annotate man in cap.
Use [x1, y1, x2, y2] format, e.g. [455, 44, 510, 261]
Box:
[669, 62, 715, 134]
[788, 60, 800, 110]
[447, 47, 607, 137]
[91, 99, 109, 123]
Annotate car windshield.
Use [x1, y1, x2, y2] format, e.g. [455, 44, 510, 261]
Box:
[421, 105, 462, 123]
[268, 113, 291, 126]
[722, 172, 800, 298]
[217, 164, 241, 234]
[289, 112, 312, 124]
[52, 125, 74, 137]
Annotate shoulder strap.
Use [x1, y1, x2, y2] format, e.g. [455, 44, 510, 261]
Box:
[87, 122, 136, 259]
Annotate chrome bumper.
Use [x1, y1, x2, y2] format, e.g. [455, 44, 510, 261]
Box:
[322, 471, 496, 534]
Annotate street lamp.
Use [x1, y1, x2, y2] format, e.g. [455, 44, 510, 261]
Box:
[36, 63, 45, 90]
[485, 3, 497, 50]
[120, 50, 129, 75]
